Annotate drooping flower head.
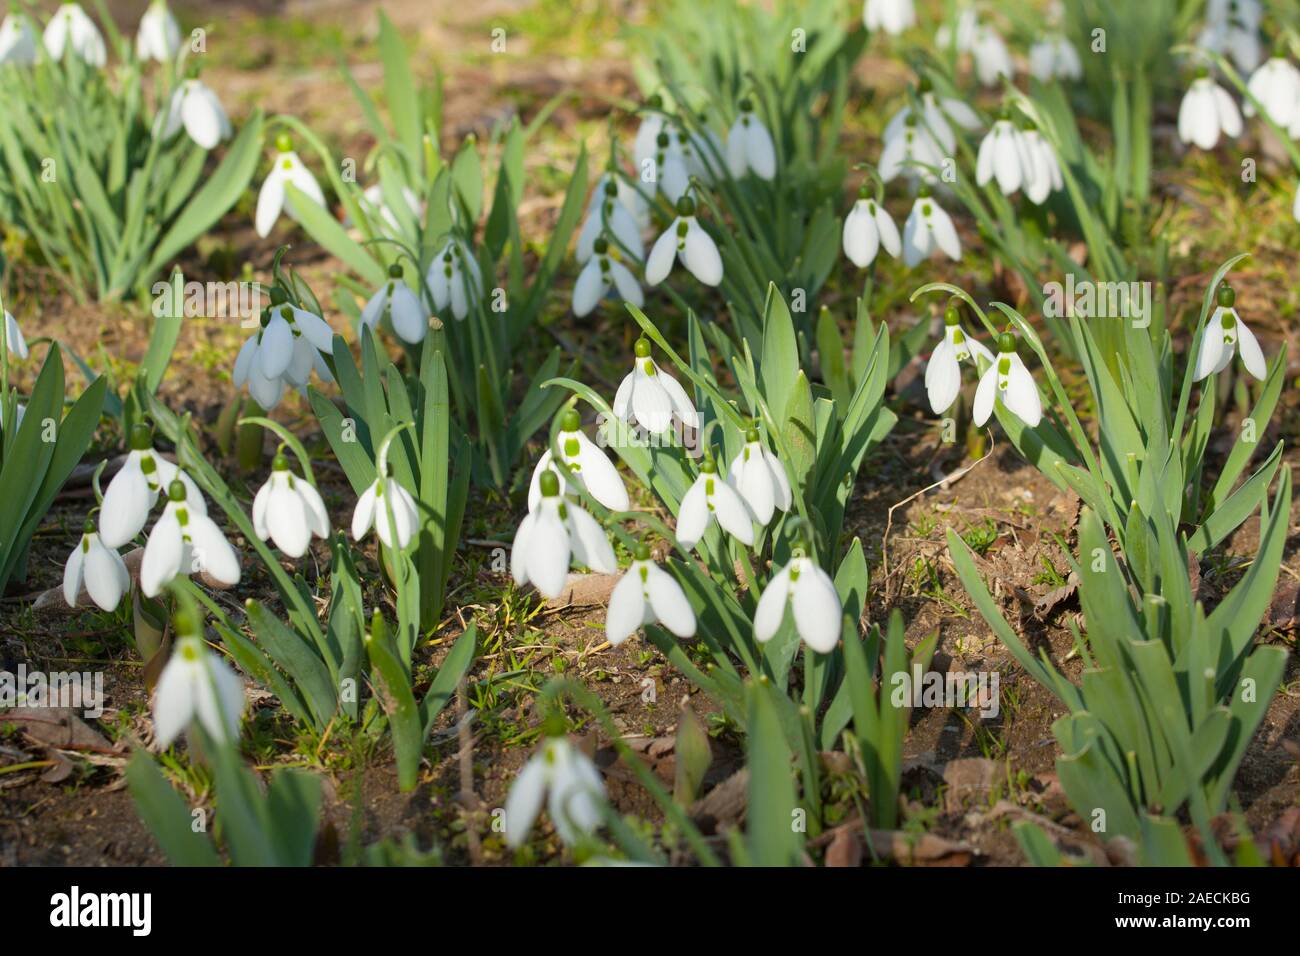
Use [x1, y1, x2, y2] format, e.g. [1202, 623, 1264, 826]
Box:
[504, 731, 606, 848]
[253, 453, 330, 558]
[152, 604, 244, 749]
[528, 408, 630, 513]
[754, 548, 843, 654]
[726, 428, 792, 526]
[255, 133, 327, 238]
[136, 0, 180, 62]
[63, 516, 130, 612]
[140, 478, 241, 597]
[512, 470, 617, 598]
[1193, 282, 1266, 381]
[676, 457, 755, 552]
[573, 237, 643, 318]
[612, 336, 700, 434]
[726, 98, 777, 181]
[645, 196, 723, 287]
[606, 543, 697, 646]
[842, 184, 901, 268]
[360, 262, 428, 344]
[926, 304, 993, 416]
[973, 331, 1042, 428]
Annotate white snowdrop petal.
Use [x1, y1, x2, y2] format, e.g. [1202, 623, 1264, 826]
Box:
[267, 482, 312, 557]
[972, 367, 998, 426]
[151, 655, 192, 748]
[606, 571, 647, 646]
[682, 222, 723, 286]
[141, 515, 184, 597]
[572, 260, 606, 317]
[186, 514, 241, 586]
[645, 564, 696, 638]
[63, 541, 86, 608]
[567, 505, 617, 574]
[710, 479, 755, 546]
[675, 480, 710, 550]
[792, 565, 843, 653]
[925, 338, 962, 415]
[1234, 318, 1267, 380]
[504, 754, 549, 848]
[644, 227, 678, 286]
[754, 563, 793, 643]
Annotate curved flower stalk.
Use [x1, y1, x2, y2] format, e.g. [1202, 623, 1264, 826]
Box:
[1029, 34, 1082, 82]
[926, 305, 993, 415]
[426, 238, 483, 321]
[528, 409, 629, 513]
[863, 0, 915, 36]
[645, 196, 723, 287]
[152, 605, 244, 749]
[159, 79, 231, 150]
[505, 733, 606, 848]
[99, 424, 203, 548]
[725, 98, 776, 180]
[252, 453, 330, 558]
[613, 336, 700, 433]
[902, 189, 961, 267]
[0, 12, 37, 65]
[573, 238, 643, 318]
[352, 473, 419, 550]
[726, 429, 791, 525]
[43, 4, 105, 66]
[1193, 282, 1265, 381]
[577, 177, 645, 263]
[842, 186, 901, 268]
[606, 544, 696, 645]
[512, 471, 617, 598]
[1178, 69, 1243, 149]
[63, 518, 130, 612]
[973, 332, 1042, 428]
[754, 550, 842, 654]
[255, 134, 327, 238]
[3, 310, 28, 361]
[361, 263, 428, 344]
[233, 298, 335, 411]
[676, 458, 754, 551]
[141, 478, 242, 597]
[136, 0, 180, 62]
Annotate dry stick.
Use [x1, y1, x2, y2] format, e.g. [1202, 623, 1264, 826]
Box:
[455, 679, 484, 866]
[880, 432, 996, 582]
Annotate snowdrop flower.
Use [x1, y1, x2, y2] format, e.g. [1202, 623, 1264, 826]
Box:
[645, 196, 723, 287]
[1178, 69, 1243, 150]
[842, 190, 901, 268]
[152, 615, 244, 749]
[675, 459, 754, 551]
[973, 332, 1042, 428]
[573, 238, 643, 318]
[925, 305, 993, 415]
[935, 4, 979, 52]
[99, 425, 203, 548]
[612, 337, 699, 433]
[63, 518, 130, 612]
[361, 264, 428, 343]
[606, 544, 696, 645]
[252, 454, 330, 558]
[883, 81, 981, 156]
[233, 302, 334, 410]
[754, 550, 842, 654]
[0, 12, 37, 64]
[902, 189, 961, 268]
[1194, 283, 1265, 381]
[1244, 55, 1300, 127]
[141, 479, 241, 597]
[1198, 0, 1262, 73]
[512, 471, 617, 598]
[649, 130, 691, 204]
[159, 79, 231, 150]
[976, 116, 1030, 196]
[3, 310, 28, 360]
[351, 473, 419, 550]
[633, 96, 666, 171]
[356, 183, 423, 234]
[1029, 34, 1082, 82]
[972, 26, 1015, 87]
[136, 0, 180, 62]
[528, 409, 629, 513]
[726, 99, 777, 180]
[1019, 125, 1064, 204]
[43, 4, 105, 66]
[0, 402, 25, 433]
[879, 115, 945, 184]
[726, 429, 791, 526]
[863, 0, 915, 36]
[255, 134, 326, 238]
[577, 177, 645, 263]
[505, 734, 605, 848]
[426, 239, 482, 321]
